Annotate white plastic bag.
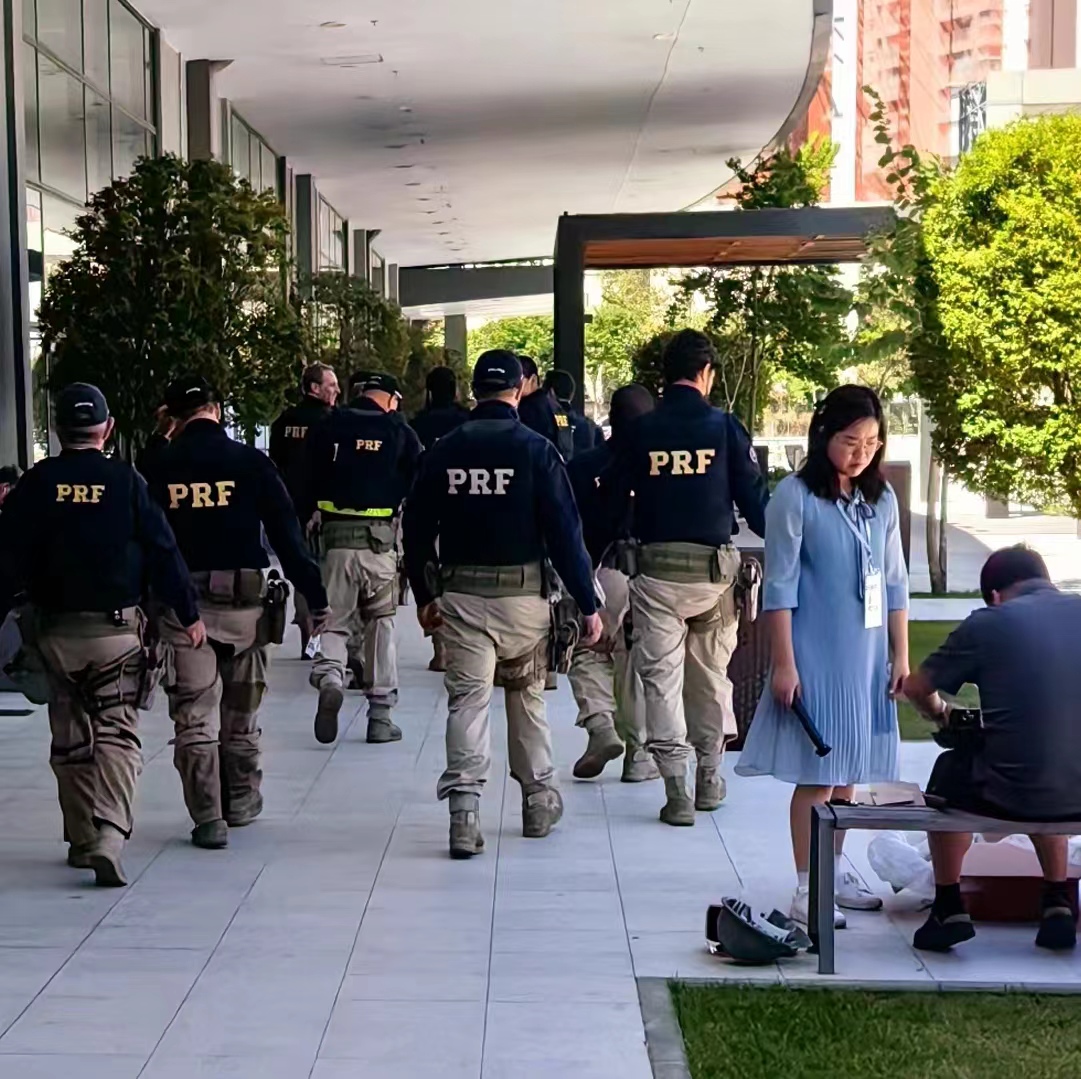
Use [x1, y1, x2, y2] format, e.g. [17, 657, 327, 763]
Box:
[868, 831, 934, 905]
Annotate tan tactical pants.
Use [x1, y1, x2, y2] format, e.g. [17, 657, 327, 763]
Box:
[436, 592, 553, 802]
[311, 547, 398, 707]
[568, 567, 646, 748]
[38, 616, 144, 843]
[161, 605, 267, 826]
[629, 575, 739, 778]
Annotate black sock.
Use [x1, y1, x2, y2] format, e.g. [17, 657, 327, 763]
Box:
[1041, 880, 1074, 913]
[933, 883, 964, 918]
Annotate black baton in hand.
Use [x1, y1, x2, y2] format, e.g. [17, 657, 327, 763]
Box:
[792, 697, 831, 757]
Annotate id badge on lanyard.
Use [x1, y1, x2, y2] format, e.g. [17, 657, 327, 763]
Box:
[836, 501, 883, 630]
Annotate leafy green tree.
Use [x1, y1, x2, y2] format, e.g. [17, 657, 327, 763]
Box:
[468, 315, 554, 365]
[39, 155, 302, 450]
[921, 113, 1081, 517]
[301, 271, 410, 386]
[583, 270, 669, 417]
[658, 139, 852, 435]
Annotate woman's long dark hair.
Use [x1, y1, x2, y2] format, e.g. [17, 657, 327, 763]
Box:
[798, 385, 887, 503]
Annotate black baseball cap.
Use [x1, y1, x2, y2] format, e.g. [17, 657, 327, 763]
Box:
[164, 375, 217, 415]
[55, 383, 110, 428]
[361, 372, 402, 398]
[473, 350, 523, 393]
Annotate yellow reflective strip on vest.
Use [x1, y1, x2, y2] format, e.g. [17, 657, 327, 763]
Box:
[316, 502, 393, 518]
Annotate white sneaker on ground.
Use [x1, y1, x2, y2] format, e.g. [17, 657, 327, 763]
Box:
[836, 871, 884, 911]
[790, 886, 847, 930]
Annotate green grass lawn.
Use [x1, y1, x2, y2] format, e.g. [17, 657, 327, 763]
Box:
[672, 984, 1081, 1079]
[897, 620, 982, 741]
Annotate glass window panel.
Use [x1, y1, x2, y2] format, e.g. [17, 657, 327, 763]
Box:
[85, 87, 111, 194]
[83, 0, 108, 91]
[109, 0, 145, 119]
[26, 188, 46, 460]
[37, 0, 81, 71]
[41, 194, 79, 459]
[261, 143, 277, 195]
[38, 54, 86, 200]
[231, 116, 250, 182]
[23, 0, 35, 41]
[112, 107, 146, 179]
[23, 43, 39, 183]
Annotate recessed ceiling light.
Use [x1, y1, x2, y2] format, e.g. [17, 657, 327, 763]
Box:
[399, 105, 412, 112]
[393, 164, 416, 169]
[384, 143, 408, 150]
[319, 21, 346, 29]
[405, 181, 422, 186]
[321, 54, 383, 67]
[653, 32, 676, 41]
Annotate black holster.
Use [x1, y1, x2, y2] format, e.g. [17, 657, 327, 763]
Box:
[257, 570, 291, 646]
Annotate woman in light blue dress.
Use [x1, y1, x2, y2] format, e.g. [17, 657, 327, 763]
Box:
[736, 386, 909, 927]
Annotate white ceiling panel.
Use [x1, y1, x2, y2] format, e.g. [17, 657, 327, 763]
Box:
[138, 0, 819, 266]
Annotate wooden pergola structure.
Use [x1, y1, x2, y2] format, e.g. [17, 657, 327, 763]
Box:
[552, 205, 897, 410]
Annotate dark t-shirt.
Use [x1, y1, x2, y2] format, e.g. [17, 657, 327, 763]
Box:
[921, 580, 1081, 818]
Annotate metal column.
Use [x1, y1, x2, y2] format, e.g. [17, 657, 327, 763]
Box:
[552, 219, 586, 414]
[0, 0, 31, 468]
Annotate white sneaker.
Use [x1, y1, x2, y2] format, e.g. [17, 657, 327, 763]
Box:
[836, 871, 884, 911]
[790, 886, 847, 930]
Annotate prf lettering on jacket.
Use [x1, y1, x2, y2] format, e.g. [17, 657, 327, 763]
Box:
[447, 468, 514, 495]
[648, 449, 716, 477]
[55, 484, 105, 503]
[285, 425, 308, 439]
[355, 440, 383, 452]
[167, 481, 237, 509]
[554, 414, 570, 428]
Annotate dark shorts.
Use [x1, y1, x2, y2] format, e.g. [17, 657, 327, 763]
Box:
[927, 750, 1080, 824]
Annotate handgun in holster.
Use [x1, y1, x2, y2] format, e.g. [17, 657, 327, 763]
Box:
[258, 570, 291, 646]
[613, 539, 640, 579]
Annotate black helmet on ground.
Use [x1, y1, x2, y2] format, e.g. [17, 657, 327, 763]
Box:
[705, 898, 811, 965]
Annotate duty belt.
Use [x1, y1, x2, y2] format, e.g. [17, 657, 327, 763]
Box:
[637, 542, 739, 585]
[36, 607, 142, 637]
[440, 562, 544, 598]
[321, 519, 396, 552]
[191, 569, 265, 607]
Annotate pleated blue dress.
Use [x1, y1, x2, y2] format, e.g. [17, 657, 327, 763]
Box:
[736, 474, 909, 787]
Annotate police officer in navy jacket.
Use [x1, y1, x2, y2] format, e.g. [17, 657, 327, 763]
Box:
[0, 383, 202, 885]
[604, 329, 769, 827]
[403, 350, 602, 858]
[142, 376, 328, 850]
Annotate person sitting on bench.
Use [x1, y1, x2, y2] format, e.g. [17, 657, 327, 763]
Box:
[903, 545, 1081, 954]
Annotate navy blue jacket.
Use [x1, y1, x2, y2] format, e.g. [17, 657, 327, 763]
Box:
[566, 442, 625, 568]
[268, 395, 334, 508]
[518, 389, 576, 461]
[607, 385, 768, 546]
[569, 411, 605, 456]
[402, 400, 597, 614]
[300, 398, 423, 525]
[0, 449, 200, 625]
[143, 420, 327, 610]
[410, 402, 471, 450]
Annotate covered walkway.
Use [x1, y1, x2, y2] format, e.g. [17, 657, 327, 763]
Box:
[0, 617, 1076, 1078]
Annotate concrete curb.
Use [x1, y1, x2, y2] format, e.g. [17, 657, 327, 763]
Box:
[638, 977, 693, 1079]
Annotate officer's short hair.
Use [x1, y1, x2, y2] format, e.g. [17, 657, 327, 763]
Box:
[662, 329, 717, 385]
[302, 363, 334, 396]
[0, 465, 21, 486]
[426, 365, 457, 404]
[609, 383, 654, 439]
[980, 545, 1050, 606]
[518, 355, 539, 381]
[544, 370, 576, 403]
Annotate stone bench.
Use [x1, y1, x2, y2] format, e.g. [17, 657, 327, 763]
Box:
[808, 802, 1081, 974]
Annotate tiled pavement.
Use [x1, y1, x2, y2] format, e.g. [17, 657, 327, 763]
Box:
[2, 616, 1080, 1078]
